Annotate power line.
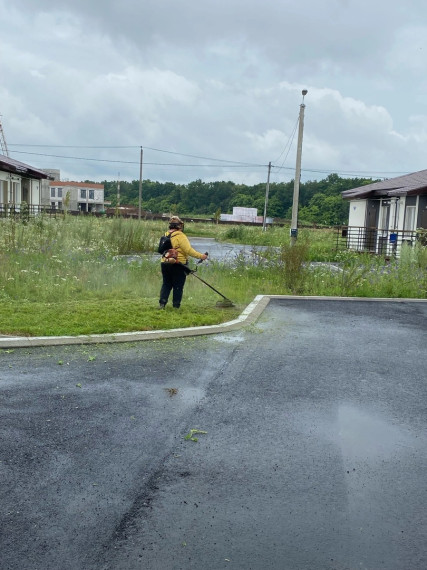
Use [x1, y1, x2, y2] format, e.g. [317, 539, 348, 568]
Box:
[8, 143, 258, 167]
[9, 150, 137, 164]
[271, 163, 409, 177]
[7, 147, 410, 179]
[8, 144, 138, 148]
[272, 115, 299, 166]
[8, 149, 267, 168]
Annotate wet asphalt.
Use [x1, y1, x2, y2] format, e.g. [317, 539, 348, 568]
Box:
[1, 298, 426, 570]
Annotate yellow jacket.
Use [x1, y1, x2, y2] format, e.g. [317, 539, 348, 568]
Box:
[161, 230, 205, 265]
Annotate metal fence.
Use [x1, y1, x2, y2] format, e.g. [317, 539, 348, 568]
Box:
[335, 226, 419, 257]
[0, 205, 105, 219]
[0, 204, 62, 218]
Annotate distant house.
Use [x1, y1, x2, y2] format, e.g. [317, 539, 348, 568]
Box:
[342, 170, 427, 255]
[0, 153, 49, 214]
[220, 207, 272, 225]
[48, 181, 104, 212]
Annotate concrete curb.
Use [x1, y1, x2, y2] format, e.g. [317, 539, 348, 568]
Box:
[0, 295, 425, 349]
[0, 295, 271, 348]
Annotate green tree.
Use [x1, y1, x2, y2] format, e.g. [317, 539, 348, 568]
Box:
[102, 174, 377, 223]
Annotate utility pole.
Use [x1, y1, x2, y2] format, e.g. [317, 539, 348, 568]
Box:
[0, 115, 9, 157]
[117, 172, 120, 209]
[138, 147, 143, 220]
[262, 161, 272, 231]
[290, 89, 308, 245]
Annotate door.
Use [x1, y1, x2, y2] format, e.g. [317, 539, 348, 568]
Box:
[417, 195, 427, 230]
[378, 200, 391, 254]
[365, 199, 380, 251]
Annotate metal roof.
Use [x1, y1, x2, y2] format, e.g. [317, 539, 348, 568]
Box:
[342, 169, 427, 200]
[0, 154, 49, 179]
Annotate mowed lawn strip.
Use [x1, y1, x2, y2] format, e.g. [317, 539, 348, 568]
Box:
[0, 299, 241, 337]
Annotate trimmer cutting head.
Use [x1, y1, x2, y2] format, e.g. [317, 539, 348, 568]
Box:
[189, 252, 235, 308]
[215, 299, 235, 308]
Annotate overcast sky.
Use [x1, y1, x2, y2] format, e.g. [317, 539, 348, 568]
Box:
[1, 0, 427, 185]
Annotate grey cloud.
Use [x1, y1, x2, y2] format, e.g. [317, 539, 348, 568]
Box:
[2, 0, 427, 184]
[11, 0, 425, 63]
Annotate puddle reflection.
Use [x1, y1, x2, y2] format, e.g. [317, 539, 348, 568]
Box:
[336, 404, 415, 461]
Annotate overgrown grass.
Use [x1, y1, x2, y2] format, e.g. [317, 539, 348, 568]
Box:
[304, 245, 427, 298]
[0, 214, 159, 256]
[221, 224, 337, 261]
[0, 216, 425, 336]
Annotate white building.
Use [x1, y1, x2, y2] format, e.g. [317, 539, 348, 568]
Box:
[220, 207, 272, 224]
[49, 181, 104, 212]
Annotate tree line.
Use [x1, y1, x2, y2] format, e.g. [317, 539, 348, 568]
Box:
[101, 173, 375, 225]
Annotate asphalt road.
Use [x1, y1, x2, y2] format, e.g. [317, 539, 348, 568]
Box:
[1, 299, 426, 570]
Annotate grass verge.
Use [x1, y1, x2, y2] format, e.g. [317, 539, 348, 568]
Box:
[0, 298, 241, 337]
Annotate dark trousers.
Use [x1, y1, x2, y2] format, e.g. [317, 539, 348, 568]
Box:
[159, 263, 187, 308]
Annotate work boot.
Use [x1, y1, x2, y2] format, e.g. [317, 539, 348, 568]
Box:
[159, 303, 166, 310]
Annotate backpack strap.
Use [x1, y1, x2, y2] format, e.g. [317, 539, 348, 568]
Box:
[169, 230, 179, 246]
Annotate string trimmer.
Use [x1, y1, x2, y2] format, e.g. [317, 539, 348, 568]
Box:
[183, 253, 235, 308]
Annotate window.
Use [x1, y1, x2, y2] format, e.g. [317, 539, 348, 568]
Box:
[379, 201, 390, 232]
[58, 188, 62, 198]
[51, 188, 56, 197]
[89, 190, 94, 200]
[80, 189, 86, 199]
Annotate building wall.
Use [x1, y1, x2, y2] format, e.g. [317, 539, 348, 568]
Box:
[42, 169, 60, 181]
[347, 199, 367, 227]
[0, 171, 9, 203]
[40, 179, 51, 206]
[30, 179, 40, 206]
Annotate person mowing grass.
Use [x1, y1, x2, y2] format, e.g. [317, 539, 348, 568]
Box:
[159, 216, 208, 309]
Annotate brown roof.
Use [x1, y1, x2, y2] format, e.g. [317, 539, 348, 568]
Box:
[0, 154, 49, 179]
[342, 169, 427, 200]
[49, 181, 104, 189]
